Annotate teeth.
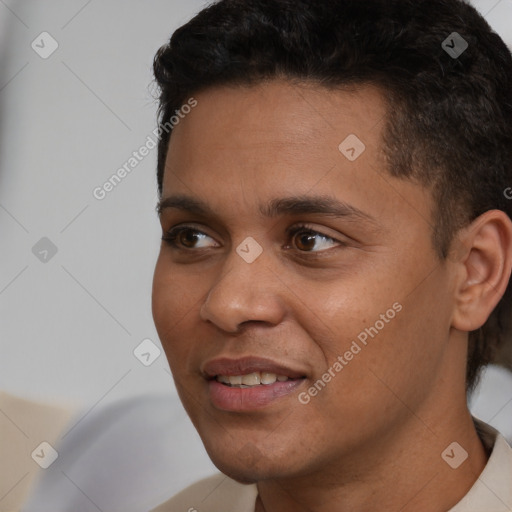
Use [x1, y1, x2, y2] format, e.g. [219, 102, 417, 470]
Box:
[241, 372, 260, 385]
[261, 372, 277, 385]
[216, 372, 289, 387]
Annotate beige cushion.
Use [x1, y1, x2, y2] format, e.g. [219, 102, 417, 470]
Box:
[0, 391, 75, 512]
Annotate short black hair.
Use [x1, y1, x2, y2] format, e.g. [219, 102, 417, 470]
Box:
[153, 0, 512, 393]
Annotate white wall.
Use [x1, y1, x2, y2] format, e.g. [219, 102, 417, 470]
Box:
[1, 0, 511, 409]
[0, 0, 210, 409]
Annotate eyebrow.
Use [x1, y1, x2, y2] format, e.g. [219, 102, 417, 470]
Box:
[157, 194, 380, 227]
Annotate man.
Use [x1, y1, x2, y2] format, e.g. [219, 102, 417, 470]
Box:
[150, 0, 512, 510]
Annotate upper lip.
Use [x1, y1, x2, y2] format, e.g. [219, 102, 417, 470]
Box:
[202, 356, 307, 380]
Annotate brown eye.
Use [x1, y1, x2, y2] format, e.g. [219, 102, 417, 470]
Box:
[294, 231, 318, 251]
[178, 229, 202, 248]
[289, 225, 342, 253]
[162, 226, 218, 249]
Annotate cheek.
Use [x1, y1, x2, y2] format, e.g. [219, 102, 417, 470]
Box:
[306, 260, 448, 404]
[151, 257, 197, 344]
[348, 277, 452, 407]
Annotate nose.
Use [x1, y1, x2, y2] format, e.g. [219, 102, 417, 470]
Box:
[199, 249, 287, 333]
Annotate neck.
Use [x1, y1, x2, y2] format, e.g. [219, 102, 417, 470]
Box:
[255, 406, 488, 512]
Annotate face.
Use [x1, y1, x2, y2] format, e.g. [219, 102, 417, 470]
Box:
[152, 80, 461, 483]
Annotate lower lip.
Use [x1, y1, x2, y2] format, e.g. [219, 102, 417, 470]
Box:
[208, 379, 305, 411]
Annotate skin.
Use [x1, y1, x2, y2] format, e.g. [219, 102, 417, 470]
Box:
[151, 80, 512, 512]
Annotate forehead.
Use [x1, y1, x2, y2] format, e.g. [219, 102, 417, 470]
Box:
[162, 80, 433, 234]
[164, 81, 385, 191]
[167, 79, 387, 163]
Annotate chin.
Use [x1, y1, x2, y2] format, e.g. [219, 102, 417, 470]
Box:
[202, 440, 302, 484]
[210, 457, 283, 484]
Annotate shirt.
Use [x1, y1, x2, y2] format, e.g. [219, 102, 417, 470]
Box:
[151, 418, 512, 512]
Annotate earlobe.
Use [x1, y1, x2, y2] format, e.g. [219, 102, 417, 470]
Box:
[451, 210, 512, 333]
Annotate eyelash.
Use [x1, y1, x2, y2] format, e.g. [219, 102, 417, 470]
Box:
[161, 223, 345, 255]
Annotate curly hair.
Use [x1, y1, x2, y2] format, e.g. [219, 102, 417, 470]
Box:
[153, 0, 512, 393]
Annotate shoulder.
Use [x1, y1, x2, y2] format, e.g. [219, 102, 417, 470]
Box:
[150, 473, 258, 512]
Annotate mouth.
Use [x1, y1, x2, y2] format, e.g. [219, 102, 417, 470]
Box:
[215, 371, 299, 387]
[203, 357, 308, 411]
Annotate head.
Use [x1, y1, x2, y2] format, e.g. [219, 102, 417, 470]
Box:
[151, 0, 512, 483]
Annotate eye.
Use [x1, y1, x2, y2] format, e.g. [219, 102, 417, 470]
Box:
[286, 224, 344, 253]
[161, 225, 219, 249]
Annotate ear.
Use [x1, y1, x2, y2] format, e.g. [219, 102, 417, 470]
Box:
[451, 210, 512, 332]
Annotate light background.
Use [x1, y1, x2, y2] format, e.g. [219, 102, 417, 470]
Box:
[0, 0, 511, 498]
[0, 0, 210, 408]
